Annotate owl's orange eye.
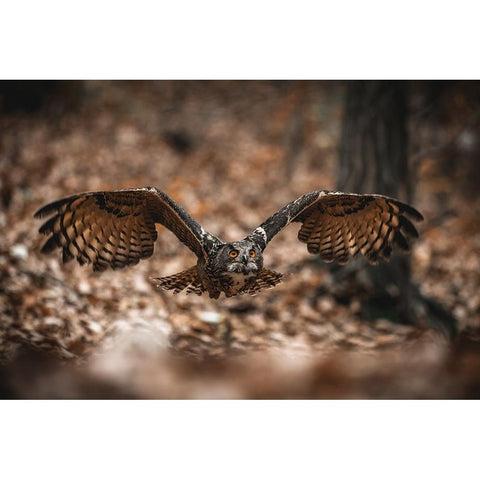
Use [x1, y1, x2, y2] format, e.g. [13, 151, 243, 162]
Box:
[249, 250, 256, 258]
[229, 250, 238, 258]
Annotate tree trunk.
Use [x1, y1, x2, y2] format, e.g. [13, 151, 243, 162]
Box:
[338, 81, 410, 198]
[334, 81, 413, 324]
[333, 80, 456, 337]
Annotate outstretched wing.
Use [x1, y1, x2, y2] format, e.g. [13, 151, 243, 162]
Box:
[34, 187, 220, 271]
[247, 191, 423, 264]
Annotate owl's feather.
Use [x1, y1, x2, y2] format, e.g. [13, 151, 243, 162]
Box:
[245, 268, 284, 295]
[248, 191, 423, 265]
[34, 187, 220, 271]
[152, 266, 205, 295]
[35, 187, 423, 298]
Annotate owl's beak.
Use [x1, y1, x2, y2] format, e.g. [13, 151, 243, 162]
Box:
[240, 253, 249, 264]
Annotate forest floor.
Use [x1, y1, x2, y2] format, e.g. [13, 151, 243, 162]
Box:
[1, 81, 480, 398]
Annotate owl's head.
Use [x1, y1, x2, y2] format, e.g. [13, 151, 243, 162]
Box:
[213, 240, 263, 275]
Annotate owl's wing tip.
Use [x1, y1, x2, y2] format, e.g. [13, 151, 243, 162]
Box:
[395, 200, 424, 222]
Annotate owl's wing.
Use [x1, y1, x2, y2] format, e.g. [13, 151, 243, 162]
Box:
[247, 191, 423, 264]
[34, 187, 220, 271]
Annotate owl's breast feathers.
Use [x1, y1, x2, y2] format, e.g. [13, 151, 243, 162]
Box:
[218, 271, 257, 298]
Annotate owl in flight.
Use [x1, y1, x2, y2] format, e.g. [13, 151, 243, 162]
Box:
[34, 187, 423, 299]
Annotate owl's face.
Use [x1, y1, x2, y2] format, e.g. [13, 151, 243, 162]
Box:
[213, 240, 263, 276]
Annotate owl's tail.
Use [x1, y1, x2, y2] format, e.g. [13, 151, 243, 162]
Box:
[151, 266, 205, 296]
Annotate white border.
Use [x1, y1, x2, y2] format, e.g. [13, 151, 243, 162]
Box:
[2, 1, 480, 79]
[1, 401, 478, 479]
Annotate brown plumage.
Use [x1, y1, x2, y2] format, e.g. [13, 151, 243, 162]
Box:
[153, 266, 206, 295]
[34, 187, 215, 272]
[294, 193, 422, 264]
[35, 187, 423, 298]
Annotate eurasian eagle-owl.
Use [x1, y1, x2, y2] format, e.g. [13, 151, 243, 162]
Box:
[34, 187, 423, 299]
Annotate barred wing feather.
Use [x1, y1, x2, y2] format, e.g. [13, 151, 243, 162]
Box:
[34, 187, 217, 271]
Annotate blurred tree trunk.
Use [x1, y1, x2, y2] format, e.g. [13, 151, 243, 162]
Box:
[338, 81, 410, 199]
[333, 80, 456, 336]
[335, 81, 413, 324]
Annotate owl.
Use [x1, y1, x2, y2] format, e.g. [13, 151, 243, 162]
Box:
[34, 187, 423, 299]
